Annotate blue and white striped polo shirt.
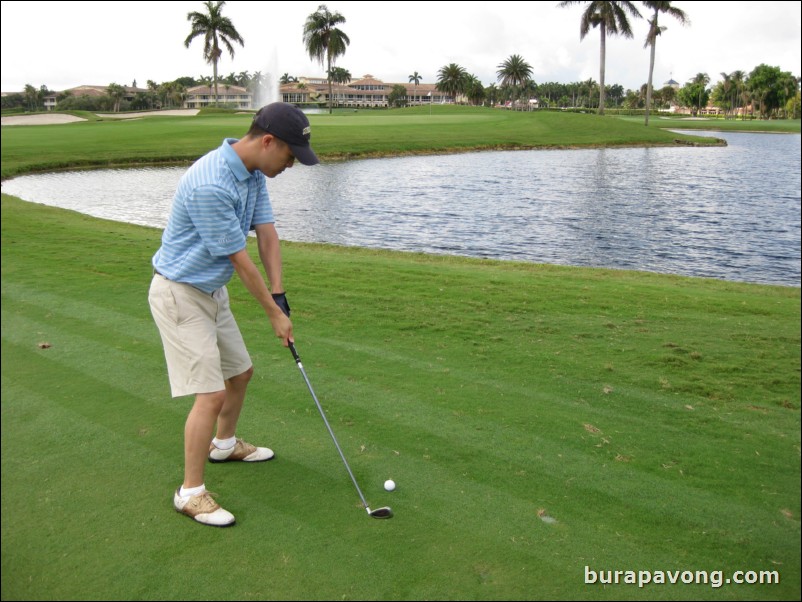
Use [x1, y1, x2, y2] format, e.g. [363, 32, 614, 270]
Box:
[152, 138, 274, 293]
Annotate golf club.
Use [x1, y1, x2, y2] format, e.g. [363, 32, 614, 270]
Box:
[288, 342, 393, 519]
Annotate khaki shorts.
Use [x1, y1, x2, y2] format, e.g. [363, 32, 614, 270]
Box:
[148, 274, 252, 398]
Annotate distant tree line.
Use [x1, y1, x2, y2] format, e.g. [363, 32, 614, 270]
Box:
[1, 71, 274, 113]
[425, 62, 800, 119]
[3, 0, 798, 119]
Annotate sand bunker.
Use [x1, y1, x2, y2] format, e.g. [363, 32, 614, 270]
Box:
[1, 113, 88, 126]
[2, 108, 201, 126]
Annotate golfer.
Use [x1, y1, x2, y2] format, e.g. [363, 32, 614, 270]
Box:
[148, 102, 318, 527]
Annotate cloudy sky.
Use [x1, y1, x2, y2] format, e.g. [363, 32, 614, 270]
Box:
[1, 1, 799, 94]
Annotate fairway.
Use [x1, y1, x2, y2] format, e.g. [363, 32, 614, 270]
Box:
[2, 195, 799, 601]
[1, 105, 729, 179]
[1, 106, 800, 600]
[306, 111, 503, 126]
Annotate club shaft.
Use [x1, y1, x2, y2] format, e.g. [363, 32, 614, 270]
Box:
[289, 343, 370, 510]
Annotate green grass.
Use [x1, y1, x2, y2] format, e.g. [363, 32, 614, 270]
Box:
[2, 106, 800, 600]
[2, 195, 799, 601]
[1, 105, 730, 179]
[615, 114, 801, 133]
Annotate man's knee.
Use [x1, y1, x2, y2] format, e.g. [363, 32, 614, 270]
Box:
[231, 365, 254, 384]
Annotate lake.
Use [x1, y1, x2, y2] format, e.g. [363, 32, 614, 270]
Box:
[2, 129, 799, 287]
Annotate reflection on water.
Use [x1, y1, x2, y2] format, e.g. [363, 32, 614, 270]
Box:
[2, 131, 799, 287]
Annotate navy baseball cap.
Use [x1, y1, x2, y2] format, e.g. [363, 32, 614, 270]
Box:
[253, 102, 319, 166]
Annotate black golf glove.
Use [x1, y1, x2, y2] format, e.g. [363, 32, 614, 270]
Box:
[272, 292, 291, 317]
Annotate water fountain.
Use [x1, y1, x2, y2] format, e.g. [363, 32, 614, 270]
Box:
[254, 48, 280, 109]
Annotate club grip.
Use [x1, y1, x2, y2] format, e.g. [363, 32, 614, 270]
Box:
[288, 341, 301, 363]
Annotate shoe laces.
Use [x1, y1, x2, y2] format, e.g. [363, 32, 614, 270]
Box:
[187, 490, 221, 514]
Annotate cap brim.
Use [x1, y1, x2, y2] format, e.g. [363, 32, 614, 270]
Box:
[291, 144, 319, 166]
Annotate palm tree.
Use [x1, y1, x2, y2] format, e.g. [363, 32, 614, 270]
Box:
[184, 1, 244, 107]
[23, 84, 39, 112]
[303, 4, 350, 114]
[236, 71, 250, 87]
[559, 1, 641, 115]
[436, 63, 468, 103]
[718, 71, 733, 118]
[485, 83, 499, 107]
[464, 75, 486, 106]
[677, 73, 709, 116]
[409, 71, 422, 104]
[496, 54, 533, 109]
[581, 77, 598, 108]
[643, 1, 689, 126]
[328, 67, 352, 107]
[730, 70, 747, 119]
[107, 83, 126, 112]
[693, 72, 710, 115]
[329, 66, 351, 85]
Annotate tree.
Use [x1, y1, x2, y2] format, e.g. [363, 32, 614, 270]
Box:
[23, 84, 39, 111]
[146, 80, 160, 109]
[184, 0, 244, 107]
[559, 1, 642, 115]
[409, 71, 423, 104]
[388, 84, 408, 108]
[436, 63, 468, 103]
[607, 83, 624, 107]
[303, 4, 350, 114]
[786, 78, 801, 119]
[496, 54, 533, 108]
[408, 71, 422, 104]
[642, 1, 689, 126]
[130, 92, 150, 111]
[580, 77, 598, 108]
[1, 92, 24, 110]
[482, 83, 499, 107]
[730, 70, 747, 119]
[464, 75, 487, 106]
[748, 64, 798, 118]
[659, 84, 677, 109]
[107, 83, 126, 112]
[713, 72, 733, 117]
[329, 67, 351, 85]
[693, 72, 710, 114]
[677, 74, 709, 116]
[236, 71, 251, 87]
[175, 76, 197, 88]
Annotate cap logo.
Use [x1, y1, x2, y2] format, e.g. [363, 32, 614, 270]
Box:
[303, 126, 311, 136]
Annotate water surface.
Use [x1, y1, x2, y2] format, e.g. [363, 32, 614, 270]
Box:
[3, 130, 799, 287]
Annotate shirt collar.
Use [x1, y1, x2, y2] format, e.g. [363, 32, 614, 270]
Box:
[221, 138, 252, 182]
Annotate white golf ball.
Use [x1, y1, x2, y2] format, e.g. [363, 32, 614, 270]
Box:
[384, 479, 396, 492]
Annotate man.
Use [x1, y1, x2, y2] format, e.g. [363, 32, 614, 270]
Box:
[148, 102, 318, 527]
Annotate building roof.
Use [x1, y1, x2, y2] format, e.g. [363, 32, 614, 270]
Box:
[350, 75, 385, 87]
[186, 84, 248, 94]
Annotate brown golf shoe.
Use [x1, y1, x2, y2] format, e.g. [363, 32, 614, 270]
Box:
[208, 438, 274, 463]
[173, 489, 235, 527]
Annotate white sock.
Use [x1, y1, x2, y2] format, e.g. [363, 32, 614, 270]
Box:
[179, 483, 205, 498]
[212, 436, 236, 450]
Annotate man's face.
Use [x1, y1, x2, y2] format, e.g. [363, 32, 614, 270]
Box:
[260, 135, 295, 178]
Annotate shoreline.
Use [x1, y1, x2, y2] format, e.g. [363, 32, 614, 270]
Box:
[1, 109, 200, 126]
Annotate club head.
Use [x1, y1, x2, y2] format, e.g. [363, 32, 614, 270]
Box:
[367, 506, 393, 519]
